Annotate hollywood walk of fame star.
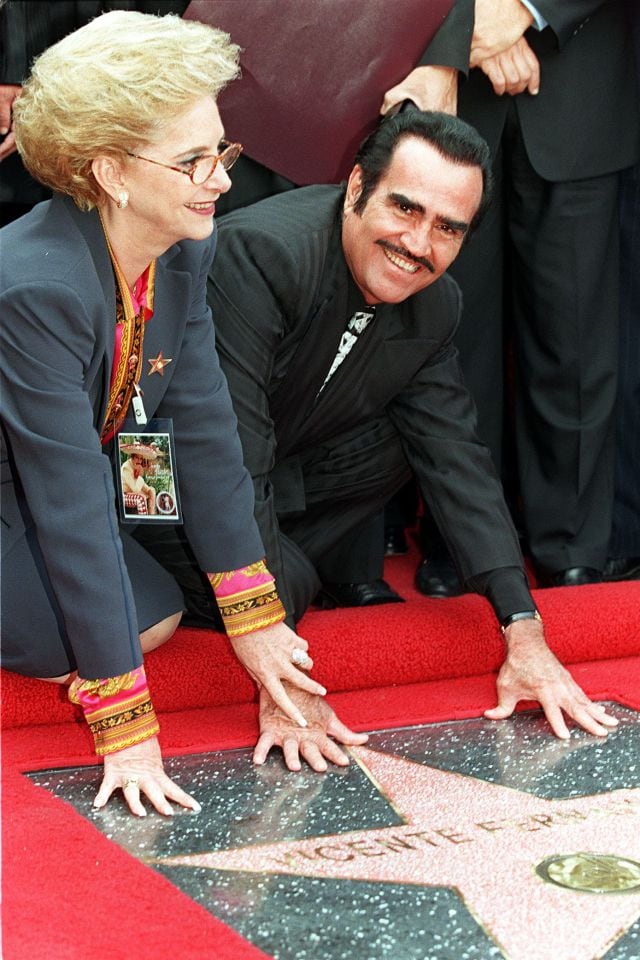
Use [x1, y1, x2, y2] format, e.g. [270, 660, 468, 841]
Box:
[156, 746, 640, 960]
[147, 351, 172, 376]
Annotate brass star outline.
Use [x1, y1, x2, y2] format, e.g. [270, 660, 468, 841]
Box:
[155, 746, 640, 960]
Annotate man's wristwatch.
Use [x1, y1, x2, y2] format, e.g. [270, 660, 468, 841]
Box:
[500, 610, 542, 635]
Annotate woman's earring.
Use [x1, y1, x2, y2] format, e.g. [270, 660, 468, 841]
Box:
[116, 190, 129, 210]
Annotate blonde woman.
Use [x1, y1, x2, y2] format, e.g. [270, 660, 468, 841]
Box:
[1, 11, 365, 817]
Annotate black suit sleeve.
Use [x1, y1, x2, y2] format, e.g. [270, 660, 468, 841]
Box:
[418, 0, 474, 74]
[417, 0, 614, 74]
[386, 285, 534, 615]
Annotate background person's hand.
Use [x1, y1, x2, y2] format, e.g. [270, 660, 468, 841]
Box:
[230, 621, 327, 728]
[485, 619, 620, 738]
[0, 84, 21, 161]
[254, 685, 368, 772]
[380, 65, 459, 116]
[478, 36, 540, 96]
[470, 0, 534, 68]
[94, 735, 201, 817]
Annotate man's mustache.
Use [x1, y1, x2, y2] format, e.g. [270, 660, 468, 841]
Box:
[376, 239, 435, 273]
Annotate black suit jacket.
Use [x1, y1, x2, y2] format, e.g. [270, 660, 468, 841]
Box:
[421, 0, 640, 180]
[1, 194, 263, 678]
[209, 186, 524, 617]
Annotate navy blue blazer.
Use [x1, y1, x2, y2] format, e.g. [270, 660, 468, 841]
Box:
[0, 193, 263, 677]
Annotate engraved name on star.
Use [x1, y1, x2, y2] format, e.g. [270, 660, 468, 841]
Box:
[156, 746, 640, 960]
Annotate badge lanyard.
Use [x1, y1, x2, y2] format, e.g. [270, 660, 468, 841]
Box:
[98, 214, 181, 522]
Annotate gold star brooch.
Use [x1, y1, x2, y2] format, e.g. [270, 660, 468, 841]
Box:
[147, 352, 172, 376]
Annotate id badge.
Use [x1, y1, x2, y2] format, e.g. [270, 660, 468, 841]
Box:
[115, 418, 183, 524]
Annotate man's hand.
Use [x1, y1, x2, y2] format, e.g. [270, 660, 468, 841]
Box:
[254, 685, 368, 772]
[229, 622, 327, 729]
[0, 84, 21, 161]
[470, 0, 534, 68]
[485, 618, 619, 738]
[380, 65, 459, 116]
[478, 36, 540, 96]
[95, 735, 202, 817]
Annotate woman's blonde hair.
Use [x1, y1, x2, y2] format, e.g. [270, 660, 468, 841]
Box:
[13, 10, 240, 209]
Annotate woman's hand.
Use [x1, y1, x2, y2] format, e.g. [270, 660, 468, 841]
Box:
[254, 685, 368, 772]
[94, 735, 201, 817]
[229, 622, 328, 728]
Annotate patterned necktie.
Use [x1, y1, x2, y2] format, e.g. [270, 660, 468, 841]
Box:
[317, 307, 376, 396]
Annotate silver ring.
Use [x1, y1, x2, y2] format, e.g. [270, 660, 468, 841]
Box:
[291, 647, 310, 668]
[122, 776, 140, 790]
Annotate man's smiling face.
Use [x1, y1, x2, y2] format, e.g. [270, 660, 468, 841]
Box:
[341, 135, 483, 305]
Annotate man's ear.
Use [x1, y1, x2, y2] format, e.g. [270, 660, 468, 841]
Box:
[344, 164, 364, 213]
[91, 155, 126, 204]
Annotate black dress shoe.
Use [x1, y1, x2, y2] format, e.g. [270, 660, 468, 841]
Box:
[384, 525, 409, 556]
[315, 578, 404, 609]
[542, 566, 603, 587]
[603, 557, 640, 582]
[415, 556, 463, 598]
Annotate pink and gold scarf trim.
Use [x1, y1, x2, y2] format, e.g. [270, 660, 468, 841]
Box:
[98, 210, 156, 444]
[68, 665, 159, 756]
[208, 560, 285, 637]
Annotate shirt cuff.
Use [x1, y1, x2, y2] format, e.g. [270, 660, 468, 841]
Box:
[208, 560, 286, 638]
[68, 665, 159, 757]
[518, 0, 548, 31]
[465, 566, 536, 624]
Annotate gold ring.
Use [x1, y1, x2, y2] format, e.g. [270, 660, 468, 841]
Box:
[122, 776, 140, 790]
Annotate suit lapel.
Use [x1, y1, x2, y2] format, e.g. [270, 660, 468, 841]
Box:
[270, 225, 352, 459]
[138, 250, 190, 414]
[63, 197, 191, 427]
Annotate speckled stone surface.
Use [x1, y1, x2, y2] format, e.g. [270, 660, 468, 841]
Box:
[29, 704, 640, 960]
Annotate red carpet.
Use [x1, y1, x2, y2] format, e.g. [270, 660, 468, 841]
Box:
[2, 550, 640, 960]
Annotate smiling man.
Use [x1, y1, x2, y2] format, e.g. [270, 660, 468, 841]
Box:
[140, 110, 616, 744]
[341, 131, 484, 304]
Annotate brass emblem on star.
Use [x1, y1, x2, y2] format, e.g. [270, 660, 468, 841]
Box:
[147, 351, 172, 376]
[536, 853, 640, 894]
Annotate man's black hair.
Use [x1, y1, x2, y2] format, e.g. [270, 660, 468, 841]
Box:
[352, 110, 493, 237]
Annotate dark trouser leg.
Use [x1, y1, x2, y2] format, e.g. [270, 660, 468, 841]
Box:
[278, 417, 412, 616]
[384, 480, 419, 554]
[134, 418, 411, 628]
[505, 123, 619, 574]
[314, 512, 386, 583]
[609, 159, 640, 563]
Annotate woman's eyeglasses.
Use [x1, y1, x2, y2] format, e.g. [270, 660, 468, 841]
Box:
[126, 141, 242, 185]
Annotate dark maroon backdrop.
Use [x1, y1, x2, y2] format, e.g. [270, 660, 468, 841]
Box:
[184, 0, 454, 184]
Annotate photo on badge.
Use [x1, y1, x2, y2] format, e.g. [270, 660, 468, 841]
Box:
[114, 420, 182, 524]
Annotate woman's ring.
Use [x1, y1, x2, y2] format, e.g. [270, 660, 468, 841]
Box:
[291, 647, 311, 668]
[122, 777, 140, 790]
